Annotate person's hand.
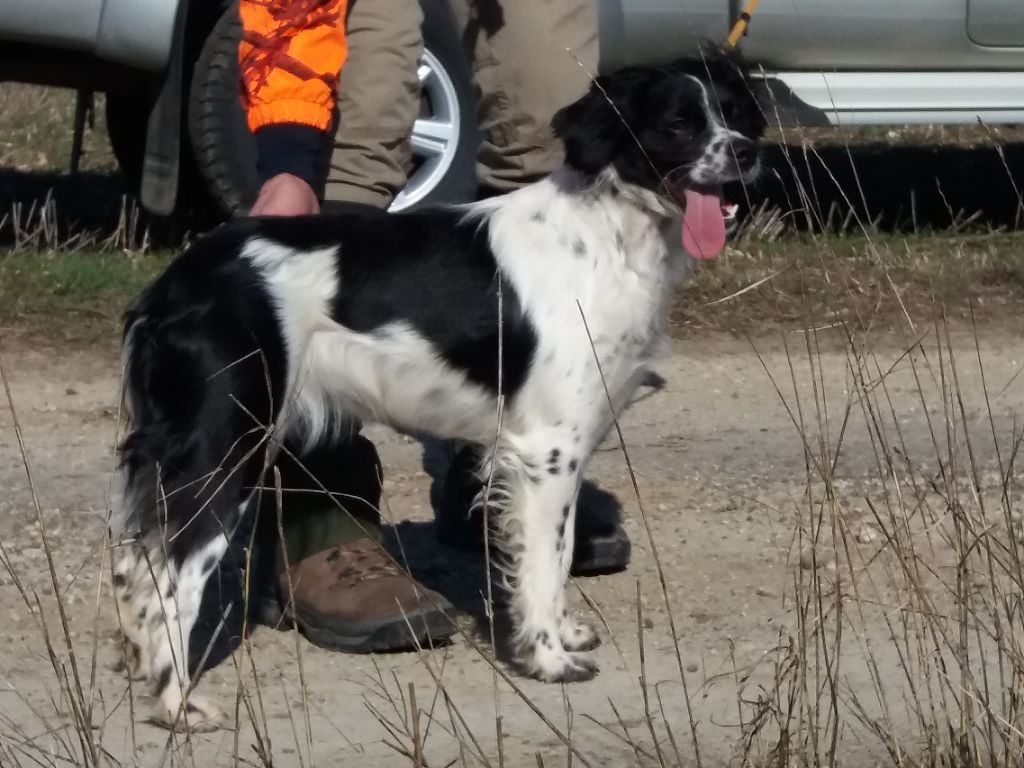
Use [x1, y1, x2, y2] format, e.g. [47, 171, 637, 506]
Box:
[249, 173, 320, 216]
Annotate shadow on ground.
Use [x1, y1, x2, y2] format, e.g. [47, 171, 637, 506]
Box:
[738, 141, 1024, 231]
[4, 142, 1024, 245]
[0, 169, 210, 246]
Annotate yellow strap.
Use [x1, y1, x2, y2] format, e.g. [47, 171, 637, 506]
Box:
[725, 0, 760, 49]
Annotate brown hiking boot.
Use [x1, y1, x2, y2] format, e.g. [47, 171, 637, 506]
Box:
[277, 537, 455, 652]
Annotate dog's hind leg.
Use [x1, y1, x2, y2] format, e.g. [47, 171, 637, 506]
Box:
[114, 326, 284, 729]
[114, 406, 271, 731]
[497, 437, 597, 683]
[149, 526, 233, 732]
[114, 513, 239, 732]
[113, 550, 156, 681]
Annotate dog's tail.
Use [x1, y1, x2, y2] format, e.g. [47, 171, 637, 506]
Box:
[113, 293, 284, 564]
[114, 309, 221, 549]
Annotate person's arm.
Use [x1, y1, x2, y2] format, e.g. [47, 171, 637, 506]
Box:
[239, 0, 349, 214]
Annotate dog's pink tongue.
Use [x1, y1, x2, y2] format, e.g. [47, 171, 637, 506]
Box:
[681, 187, 726, 260]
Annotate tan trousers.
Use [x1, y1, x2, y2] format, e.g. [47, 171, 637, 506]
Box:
[325, 0, 598, 208]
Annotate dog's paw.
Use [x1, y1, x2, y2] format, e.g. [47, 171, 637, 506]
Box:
[111, 637, 151, 681]
[559, 619, 601, 652]
[127, 656, 151, 682]
[535, 650, 598, 683]
[526, 641, 598, 684]
[150, 695, 227, 733]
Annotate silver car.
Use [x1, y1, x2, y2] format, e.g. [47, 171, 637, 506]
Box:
[2, 0, 1024, 216]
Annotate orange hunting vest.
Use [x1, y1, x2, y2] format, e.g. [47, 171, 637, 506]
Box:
[238, 0, 349, 132]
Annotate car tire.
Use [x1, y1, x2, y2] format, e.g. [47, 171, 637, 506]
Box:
[106, 90, 219, 236]
[188, 0, 477, 218]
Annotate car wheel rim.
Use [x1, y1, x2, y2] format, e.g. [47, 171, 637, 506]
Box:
[388, 49, 462, 212]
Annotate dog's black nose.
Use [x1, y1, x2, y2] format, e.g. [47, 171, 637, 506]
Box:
[731, 138, 758, 170]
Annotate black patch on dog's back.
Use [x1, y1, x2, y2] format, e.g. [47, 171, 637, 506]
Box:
[252, 209, 538, 397]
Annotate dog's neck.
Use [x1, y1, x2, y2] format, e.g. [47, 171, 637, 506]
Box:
[470, 164, 691, 303]
[589, 166, 678, 221]
[565, 165, 686, 274]
[544, 164, 677, 219]
[483, 165, 684, 272]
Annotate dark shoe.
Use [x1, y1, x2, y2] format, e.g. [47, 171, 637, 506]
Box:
[276, 537, 455, 652]
[436, 445, 631, 576]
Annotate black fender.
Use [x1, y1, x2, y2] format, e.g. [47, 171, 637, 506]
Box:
[138, 0, 189, 215]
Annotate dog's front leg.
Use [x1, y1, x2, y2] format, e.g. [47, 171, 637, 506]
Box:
[553, 494, 600, 654]
[504, 449, 597, 683]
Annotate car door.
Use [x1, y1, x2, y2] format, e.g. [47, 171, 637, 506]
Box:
[968, 0, 1024, 47]
[740, 0, 994, 70]
[609, 1, 1024, 72]
[745, 0, 1024, 70]
[1, 0, 104, 53]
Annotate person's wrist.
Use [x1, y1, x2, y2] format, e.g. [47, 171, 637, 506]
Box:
[249, 173, 320, 217]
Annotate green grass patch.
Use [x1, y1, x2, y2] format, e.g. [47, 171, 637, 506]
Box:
[0, 248, 169, 342]
[3, 231, 1024, 347]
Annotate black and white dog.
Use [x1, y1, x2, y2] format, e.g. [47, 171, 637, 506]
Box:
[112, 54, 765, 730]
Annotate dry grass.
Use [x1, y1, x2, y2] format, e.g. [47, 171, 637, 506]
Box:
[766, 124, 1024, 150]
[729, 314, 1024, 768]
[0, 84, 116, 174]
[677, 232, 1024, 335]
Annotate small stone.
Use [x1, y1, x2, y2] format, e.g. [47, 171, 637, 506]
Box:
[755, 586, 774, 598]
[685, 663, 699, 673]
[642, 617, 654, 630]
[799, 548, 835, 570]
[855, 524, 879, 544]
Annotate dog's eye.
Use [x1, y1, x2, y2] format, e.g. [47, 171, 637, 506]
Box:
[667, 118, 693, 134]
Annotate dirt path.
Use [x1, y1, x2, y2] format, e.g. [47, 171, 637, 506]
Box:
[2, 328, 1023, 767]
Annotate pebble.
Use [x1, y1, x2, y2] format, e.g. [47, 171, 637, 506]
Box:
[755, 586, 774, 598]
[855, 524, 879, 544]
[685, 663, 699, 673]
[799, 548, 835, 570]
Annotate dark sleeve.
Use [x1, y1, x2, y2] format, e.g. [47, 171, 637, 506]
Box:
[254, 123, 333, 195]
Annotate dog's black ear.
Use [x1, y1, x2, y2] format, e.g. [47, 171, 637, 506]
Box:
[552, 77, 628, 175]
